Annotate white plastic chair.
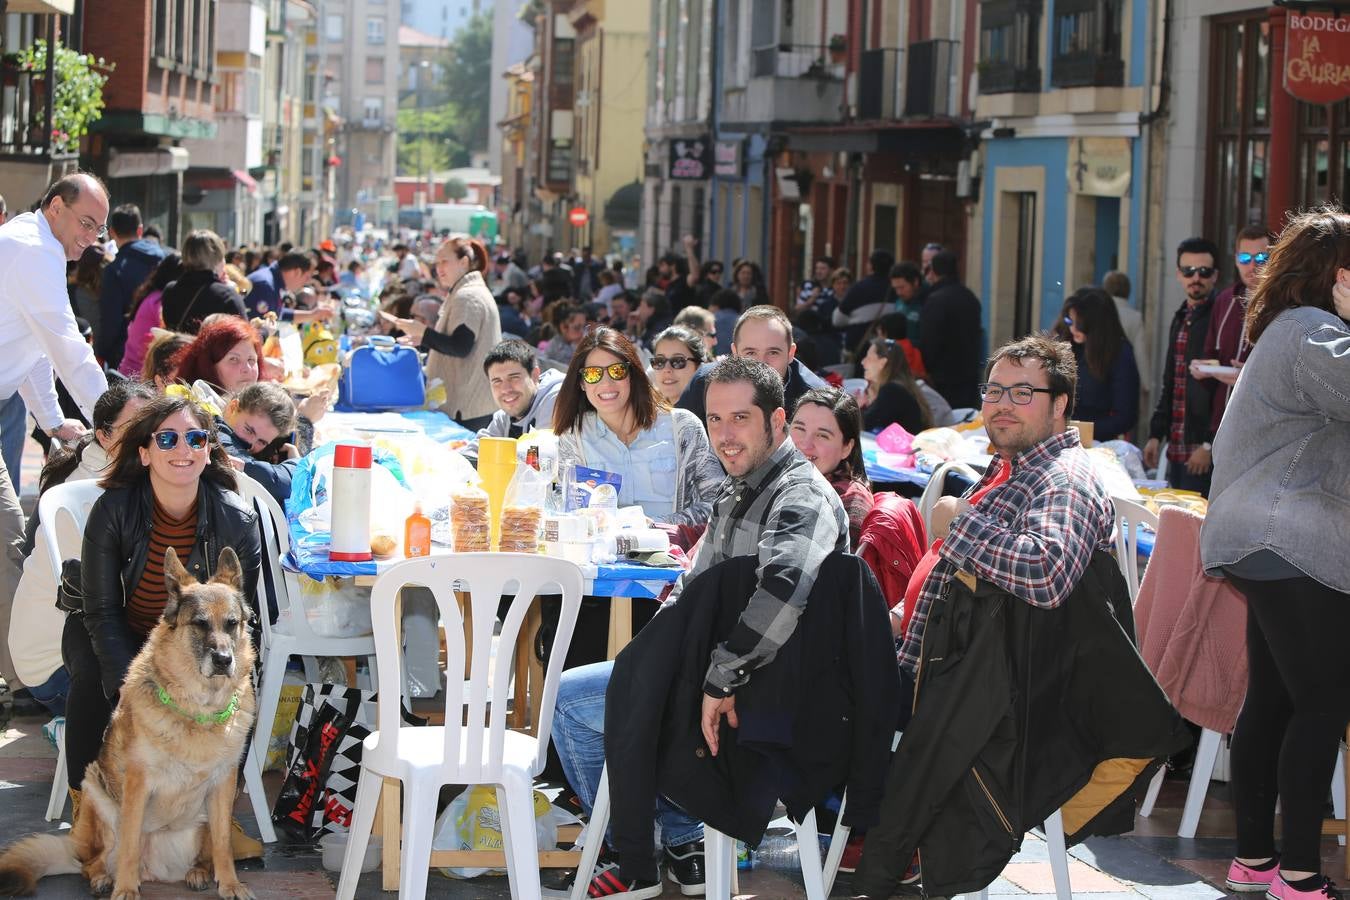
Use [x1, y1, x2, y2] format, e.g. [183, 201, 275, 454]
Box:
[36, 480, 105, 822]
[568, 763, 852, 900]
[917, 461, 982, 536]
[336, 553, 585, 900]
[1110, 496, 1158, 602]
[964, 810, 1072, 900]
[232, 475, 379, 780]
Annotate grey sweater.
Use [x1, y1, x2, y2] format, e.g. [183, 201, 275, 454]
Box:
[1201, 306, 1350, 592]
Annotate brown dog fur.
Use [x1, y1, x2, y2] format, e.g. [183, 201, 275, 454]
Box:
[0, 546, 258, 900]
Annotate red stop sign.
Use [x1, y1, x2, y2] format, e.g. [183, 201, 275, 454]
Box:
[568, 206, 589, 227]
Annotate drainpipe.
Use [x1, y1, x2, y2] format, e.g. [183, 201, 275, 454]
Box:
[1138, 0, 1171, 370]
[707, 0, 722, 259]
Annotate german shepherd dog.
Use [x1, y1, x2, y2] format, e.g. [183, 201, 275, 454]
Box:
[0, 546, 258, 900]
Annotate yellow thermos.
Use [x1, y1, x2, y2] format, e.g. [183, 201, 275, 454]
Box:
[476, 436, 518, 550]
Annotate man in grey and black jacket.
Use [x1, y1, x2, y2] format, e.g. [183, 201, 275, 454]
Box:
[467, 340, 563, 461]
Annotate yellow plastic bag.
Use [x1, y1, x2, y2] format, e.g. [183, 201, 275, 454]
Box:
[264, 682, 304, 772]
[432, 785, 557, 878]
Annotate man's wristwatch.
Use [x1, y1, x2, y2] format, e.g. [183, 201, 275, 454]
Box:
[1200, 442, 1212, 451]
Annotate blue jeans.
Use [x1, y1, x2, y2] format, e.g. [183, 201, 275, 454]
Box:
[27, 665, 70, 717]
[551, 661, 703, 849]
[0, 394, 26, 492]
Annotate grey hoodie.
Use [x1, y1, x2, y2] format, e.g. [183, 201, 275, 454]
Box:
[469, 368, 565, 456]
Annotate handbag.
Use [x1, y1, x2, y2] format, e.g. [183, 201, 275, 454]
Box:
[335, 335, 426, 411]
[55, 558, 83, 614]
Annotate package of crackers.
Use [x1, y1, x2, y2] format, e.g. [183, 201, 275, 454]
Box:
[499, 505, 543, 554]
[450, 487, 490, 552]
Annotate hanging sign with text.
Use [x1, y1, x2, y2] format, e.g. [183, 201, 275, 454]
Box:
[1284, 12, 1350, 105]
[669, 137, 711, 180]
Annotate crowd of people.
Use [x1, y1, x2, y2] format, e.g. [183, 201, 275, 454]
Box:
[0, 171, 1345, 900]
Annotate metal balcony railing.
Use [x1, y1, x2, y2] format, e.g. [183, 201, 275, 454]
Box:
[751, 44, 842, 80]
[1050, 52, 1124, 88]
[0, 61, 52, 156]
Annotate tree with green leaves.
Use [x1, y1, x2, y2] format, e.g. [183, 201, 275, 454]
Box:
[445, 12, 493, 154]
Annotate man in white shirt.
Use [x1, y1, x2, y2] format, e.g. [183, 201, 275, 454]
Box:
[0, 172, 111, 688]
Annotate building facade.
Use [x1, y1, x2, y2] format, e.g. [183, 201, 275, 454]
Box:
[319, 0, 399, 227]
[488, 0, 534, 179]
[83, 0, 219, 244]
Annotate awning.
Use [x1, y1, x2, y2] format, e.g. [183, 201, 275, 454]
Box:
[5, 0, 75, 13]
[232, 168, 259, 193]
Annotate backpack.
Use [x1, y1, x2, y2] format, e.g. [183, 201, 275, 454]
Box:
[855, 492, 928, 636]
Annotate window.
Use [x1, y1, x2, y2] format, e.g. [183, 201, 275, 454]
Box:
[325, 14, 343, 42]
[978, 0, 1041, 94]
[367, 16, 384, 45]
[365, 56, 384, 83]
[362, 96, 384, 127]
[1205, 13, 1271, 283]
[1050, 0, 1123, 88]
[175, 0, 191, 65]
[154, 0, 171, 58]
[552, 36, 574, 87]
[1295, 100, 1350, 211]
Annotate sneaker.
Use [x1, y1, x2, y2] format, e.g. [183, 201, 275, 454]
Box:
[837, 834, 866, 873]
[663, 839, 705, 896]
[1266, 875, 1343, 900]
[1227, 858, 1279, 893]
[901, 852, 921, 887]
[584, 858, 663, 899]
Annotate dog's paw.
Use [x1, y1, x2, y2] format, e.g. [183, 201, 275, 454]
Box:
[109, 887, 141, 900]
[185, 866, 212, 891]
[216, 880, 256, 900]
[88, 873, 113, 896]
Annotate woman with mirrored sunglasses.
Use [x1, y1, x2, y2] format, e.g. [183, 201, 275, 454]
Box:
[63, 393, 262, 816]
[553, 327, 723, 528]
[648, 325, 708, 405]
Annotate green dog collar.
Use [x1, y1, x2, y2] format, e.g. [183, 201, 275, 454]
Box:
[155, 683, 240, 726]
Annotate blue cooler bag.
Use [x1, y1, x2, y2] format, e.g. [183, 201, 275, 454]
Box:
[336, 335, 426, 411]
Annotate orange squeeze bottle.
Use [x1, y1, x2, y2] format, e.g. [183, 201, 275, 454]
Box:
[404, 502, 431, 558]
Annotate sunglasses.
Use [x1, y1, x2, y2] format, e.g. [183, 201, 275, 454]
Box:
[1179, 265, 1217, 279]
[580, 362, 631, 384]
[151, 429, 210, 451]
[1236, 252, 1268, 265]
[651, 355, 692, 370]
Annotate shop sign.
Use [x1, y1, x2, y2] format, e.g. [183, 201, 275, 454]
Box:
[1284, 12, 1350, 105]
[669, 137, 711, 180]
[713, 140, 743, 178]
[1067, 137, 1131, 197]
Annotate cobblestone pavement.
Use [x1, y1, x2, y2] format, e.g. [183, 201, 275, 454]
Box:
[1, 712, 1344, 898]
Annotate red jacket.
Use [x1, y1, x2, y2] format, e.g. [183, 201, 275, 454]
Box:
[856, 492, 927, 625]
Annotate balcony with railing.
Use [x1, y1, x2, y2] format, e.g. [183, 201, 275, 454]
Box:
[1049, 0, 1125, 88]
[724, 43, 844, 125]
[978, 0, 1042, 95]
[858, 40, 961, 121]
[859, 48, 904, 120]
[0, 59, 56, 157]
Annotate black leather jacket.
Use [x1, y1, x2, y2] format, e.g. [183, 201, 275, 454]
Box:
[80, 477, 262, 697]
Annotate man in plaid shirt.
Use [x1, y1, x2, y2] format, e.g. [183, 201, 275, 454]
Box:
[896, 335, 1116, 679]
[550, 356, 848, 898]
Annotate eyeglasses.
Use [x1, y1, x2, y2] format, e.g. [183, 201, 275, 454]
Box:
[580, 362, 631, 384]
[708, 267, 723, 275]
[978, 382, 1056, 405]
[1179, 265, 1217, 279]
[651, 355, 692, 370]
[1236, 252, 1268, 266]
[151, 429, 210, 451]
[72, 209, 109, 241]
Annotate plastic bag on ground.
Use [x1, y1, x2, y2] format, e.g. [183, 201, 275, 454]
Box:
[431, 784, 580, 878]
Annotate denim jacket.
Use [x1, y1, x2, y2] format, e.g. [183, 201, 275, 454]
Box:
[1201, 306, 1350, 591]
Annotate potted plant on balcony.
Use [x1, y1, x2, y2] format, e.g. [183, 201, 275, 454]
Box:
[14, 39, 113, 154]
[829, 34, 848, 63]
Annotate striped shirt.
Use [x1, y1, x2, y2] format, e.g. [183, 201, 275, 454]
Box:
[896, 429, 1115, 675]
[666, 437, 849, 695]
[127, 499, 199, 636]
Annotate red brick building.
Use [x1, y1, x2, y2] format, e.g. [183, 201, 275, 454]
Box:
[81, 0, 218, 242]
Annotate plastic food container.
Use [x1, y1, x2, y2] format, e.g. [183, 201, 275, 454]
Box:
[319, 832, 382, 873]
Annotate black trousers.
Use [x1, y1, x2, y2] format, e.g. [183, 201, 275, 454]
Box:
[1229, 573, 1350, 872]
[61, 615, 141, 790]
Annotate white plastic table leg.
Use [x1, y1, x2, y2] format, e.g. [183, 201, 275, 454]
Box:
[1178, 728, 1222, 838]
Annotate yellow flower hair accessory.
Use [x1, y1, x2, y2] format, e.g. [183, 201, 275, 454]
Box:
[164, 382, 222, 419]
